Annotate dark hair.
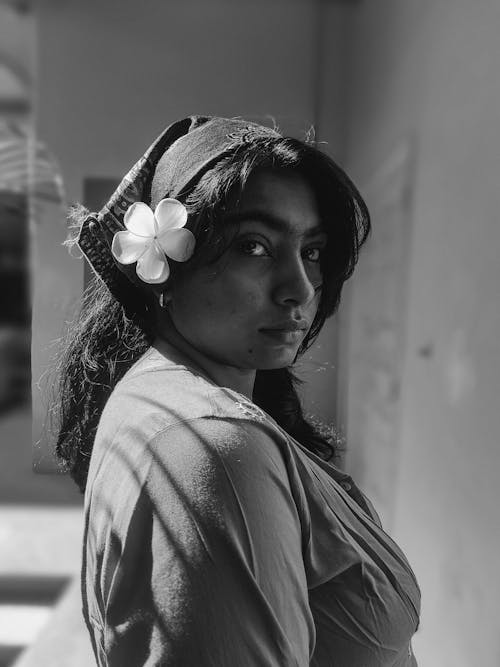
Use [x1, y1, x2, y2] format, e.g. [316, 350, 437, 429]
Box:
[54, 134, 370, 493]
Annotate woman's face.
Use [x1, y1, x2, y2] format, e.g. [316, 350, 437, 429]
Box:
[164, 168, 327, 371]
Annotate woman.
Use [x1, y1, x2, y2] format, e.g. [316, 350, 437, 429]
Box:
[55, 116, 420, 665]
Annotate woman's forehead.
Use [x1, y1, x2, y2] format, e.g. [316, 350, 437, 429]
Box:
[225, 169, 326, 237]
[223, 209, 326, 241]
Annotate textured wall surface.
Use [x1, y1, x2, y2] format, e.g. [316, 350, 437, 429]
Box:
[342, 1, 500, 664]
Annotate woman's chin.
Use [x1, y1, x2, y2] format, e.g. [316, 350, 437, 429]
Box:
[254, 348, 299, 370]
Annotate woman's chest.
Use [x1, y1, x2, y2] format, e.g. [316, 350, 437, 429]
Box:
[294, 456, 420, 665]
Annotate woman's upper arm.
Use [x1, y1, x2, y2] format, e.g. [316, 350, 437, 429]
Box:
[103, 416, 314, 666]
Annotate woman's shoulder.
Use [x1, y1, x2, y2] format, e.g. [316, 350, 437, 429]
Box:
[96, 343, 277, 450]
[87, 348, 297, 516]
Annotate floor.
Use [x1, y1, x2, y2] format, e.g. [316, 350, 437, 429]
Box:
[0, 504, 95, 666]
[0, 406, 94, 665]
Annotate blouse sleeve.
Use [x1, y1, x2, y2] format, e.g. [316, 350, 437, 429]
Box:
[97, 417, 315, 666]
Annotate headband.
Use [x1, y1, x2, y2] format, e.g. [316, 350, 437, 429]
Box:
[76, 115, 281, 298]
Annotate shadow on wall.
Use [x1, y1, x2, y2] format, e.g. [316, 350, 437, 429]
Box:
[0, 190, 31, 418]
[0, 116, 66, 424]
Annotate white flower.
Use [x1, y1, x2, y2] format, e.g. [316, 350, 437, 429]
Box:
[111, 198, 195, 284]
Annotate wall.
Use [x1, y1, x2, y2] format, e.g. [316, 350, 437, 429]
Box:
[295, 0, 352, 456]
[0, 4, 80, 505]
[342, 1, 500, 664]
[0, 3, 35, 91]
[31, 0, 350, 482]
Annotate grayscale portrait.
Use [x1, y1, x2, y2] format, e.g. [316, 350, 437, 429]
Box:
[1, 1, 498, 666]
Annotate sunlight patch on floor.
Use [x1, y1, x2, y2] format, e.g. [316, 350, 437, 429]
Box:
[0, 604, 51, 645]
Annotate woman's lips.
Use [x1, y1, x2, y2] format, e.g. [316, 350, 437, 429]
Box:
[259, 328, 305, 344]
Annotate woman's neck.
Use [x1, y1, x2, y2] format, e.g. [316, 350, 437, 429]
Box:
[152, 307, 256, 400]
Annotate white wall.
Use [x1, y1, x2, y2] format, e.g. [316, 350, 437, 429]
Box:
[31, 0, 349, 480]
[0, 3, 35, 89]
[343, 1, 500, 664]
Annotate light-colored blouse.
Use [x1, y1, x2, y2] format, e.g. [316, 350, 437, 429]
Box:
[82, 339, 420, 666]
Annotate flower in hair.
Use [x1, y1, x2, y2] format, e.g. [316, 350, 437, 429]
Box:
[111, 198, 195, 284]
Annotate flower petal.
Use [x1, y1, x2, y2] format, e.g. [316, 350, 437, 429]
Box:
[158, 228, 196, 262]
[111, 231, 148, 264]
[124, 202, 155, 237]
[154, 198, 188, 231]
[136, 242, 170, 284]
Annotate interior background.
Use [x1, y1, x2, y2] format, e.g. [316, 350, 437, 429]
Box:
[1, 0, 499, 664]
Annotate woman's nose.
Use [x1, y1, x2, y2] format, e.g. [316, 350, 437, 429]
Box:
[272, 255, 317, 307]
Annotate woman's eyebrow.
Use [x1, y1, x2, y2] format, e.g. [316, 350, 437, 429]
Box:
[224, 209, 326, 238]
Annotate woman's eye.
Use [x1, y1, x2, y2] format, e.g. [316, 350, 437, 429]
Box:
[238, 239, 268, 257]
[304, 247, 322, 263]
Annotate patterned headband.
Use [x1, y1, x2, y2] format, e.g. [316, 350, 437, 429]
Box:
[76, 115, 281, 298]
